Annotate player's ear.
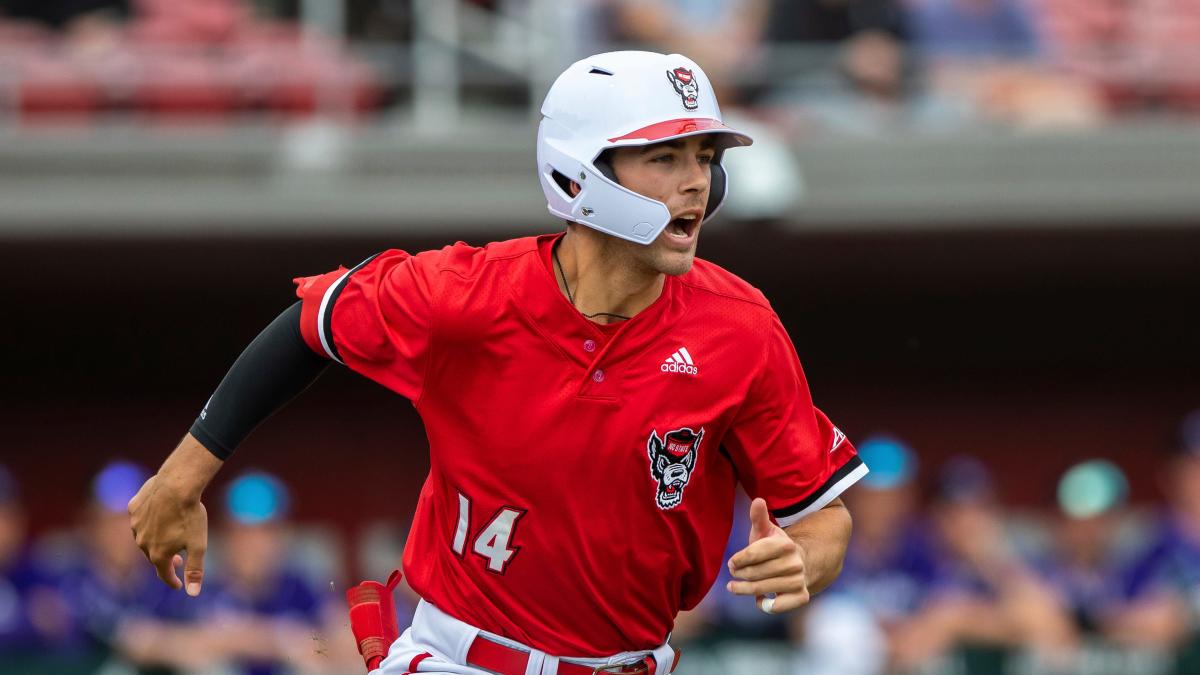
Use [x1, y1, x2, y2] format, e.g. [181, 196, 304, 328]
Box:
[569, 181, 581, 197]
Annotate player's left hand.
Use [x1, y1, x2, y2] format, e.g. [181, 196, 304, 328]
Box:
[725, 498, 809, 614]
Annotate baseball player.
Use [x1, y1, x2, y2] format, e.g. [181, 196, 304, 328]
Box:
[128, 51, 868, 674]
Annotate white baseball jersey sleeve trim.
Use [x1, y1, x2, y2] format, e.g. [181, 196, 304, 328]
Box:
[775, 461, 869, 528]
[316, 269, 352, 364]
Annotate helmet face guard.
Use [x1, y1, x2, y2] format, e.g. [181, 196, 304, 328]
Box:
[537, 51, 753, 245]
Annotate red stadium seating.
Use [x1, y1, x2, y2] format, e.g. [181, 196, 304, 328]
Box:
[132, 53, 237, 119]
[15, 54, 103, 121]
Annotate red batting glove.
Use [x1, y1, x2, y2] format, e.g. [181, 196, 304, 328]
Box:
[346, 570, 403, 671]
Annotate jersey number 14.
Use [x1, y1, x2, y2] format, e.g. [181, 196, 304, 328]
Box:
[451, 492, 527, 575]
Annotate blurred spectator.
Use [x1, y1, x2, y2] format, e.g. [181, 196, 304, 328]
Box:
[907, 0, 1102, 128]
[766, 0, 907, 43]
[910, 0, 1041, 59]
[915, 456, 1075, 674]
[203, 470, 360, 674]
[1033, 459, 1172, 674]
[58, 460, 218, 671]
[753, 0, 952, 135]
[602, 0, 771, 104]
[796, 435, 942, 674]
[747, 0, 1102, 131]
[0, 0, 127, 55]
[0, 0, 127, 30]
[1041, 459, 1132, 637]
[766, 0, 910, 100]
[1039, 0, 1200, 114]
[0, 465, 80, 674]
[1107, 411, 1200, 673]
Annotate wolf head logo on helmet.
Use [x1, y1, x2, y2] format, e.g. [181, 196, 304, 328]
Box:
[666, 67, 699, 110]
[646, 427, 704, 509]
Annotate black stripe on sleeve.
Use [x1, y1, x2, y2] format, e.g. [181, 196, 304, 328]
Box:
[320, 252, 382, 364]
[771, 454, 865, 520]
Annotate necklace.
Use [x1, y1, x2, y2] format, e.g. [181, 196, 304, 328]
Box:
[553, 242, 632, 322]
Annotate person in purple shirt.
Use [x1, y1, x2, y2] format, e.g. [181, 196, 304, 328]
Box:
[797, 436, 943, 674]
[1029, 459, 1179, 674]
[918, 456, 1075, 675]
[55, 461, 222, 672]
[200, 470, 360, 675]
[0, 464, 83, 674]
[1110, 411, 1200, 674]
[1038, 460, 1136, 637]
[831, 437, 939, 614]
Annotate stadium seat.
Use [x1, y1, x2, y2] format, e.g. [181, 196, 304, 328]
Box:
[15, 54, 102, 121]
[133, 53, 237, 119]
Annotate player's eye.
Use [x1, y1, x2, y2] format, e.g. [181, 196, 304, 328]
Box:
[650, 154, 675, 164]
[698, 153, 714, 165]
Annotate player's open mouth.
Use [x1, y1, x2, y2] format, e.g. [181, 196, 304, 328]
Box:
[666, 213, 700, 242]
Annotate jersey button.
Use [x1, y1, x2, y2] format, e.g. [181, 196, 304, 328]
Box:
[592, 369, 605, 383]
[583, 339, 596, 353]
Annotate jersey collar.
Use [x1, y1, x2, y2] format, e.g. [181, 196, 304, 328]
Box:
[511, 233, 681, 371]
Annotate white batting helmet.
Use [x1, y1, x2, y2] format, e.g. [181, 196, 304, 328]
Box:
[537, 51, 753, 245]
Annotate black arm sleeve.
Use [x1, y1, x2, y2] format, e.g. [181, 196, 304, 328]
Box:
[189, 301, 330, 460]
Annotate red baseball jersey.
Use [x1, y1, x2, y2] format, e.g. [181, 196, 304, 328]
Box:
[294, 233, 865, 656]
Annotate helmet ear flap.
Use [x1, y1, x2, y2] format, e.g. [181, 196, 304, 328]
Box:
[704, 151, 728, 221]
[591, 145, 730, 222]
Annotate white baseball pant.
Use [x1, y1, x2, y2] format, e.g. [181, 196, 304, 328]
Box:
[373, 599, 677, 675]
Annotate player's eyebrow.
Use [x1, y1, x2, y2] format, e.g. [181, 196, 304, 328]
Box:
[639, 137, 717, 154]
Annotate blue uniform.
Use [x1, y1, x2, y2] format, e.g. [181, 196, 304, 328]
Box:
[58, 561, 200, 650]
[1122, 515, 1200, 611]
[829, 521, 941, 622]
[0, 551, 62, 653]
[204, 569, 324, 675]
[1036, 554, 1128, 634]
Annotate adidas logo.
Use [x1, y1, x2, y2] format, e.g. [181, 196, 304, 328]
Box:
[830, 427, 846, 453]
[661, 347, 699, 375]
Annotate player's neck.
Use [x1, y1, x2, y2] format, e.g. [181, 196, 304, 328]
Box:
[555, 229, 665, 325]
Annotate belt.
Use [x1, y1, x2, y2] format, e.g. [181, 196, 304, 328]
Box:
[465, 634, 680, 675]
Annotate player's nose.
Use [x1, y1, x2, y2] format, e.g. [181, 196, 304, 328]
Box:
[679, 156, 710, 195]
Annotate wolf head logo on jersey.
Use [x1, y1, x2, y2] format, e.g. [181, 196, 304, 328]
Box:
[666, 68, 699, 110]
[647, 427, 704, 510]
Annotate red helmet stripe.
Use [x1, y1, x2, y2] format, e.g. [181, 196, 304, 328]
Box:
[607, 117, 748, 144]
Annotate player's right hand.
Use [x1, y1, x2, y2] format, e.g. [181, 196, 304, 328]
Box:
[128, 434, 221, 596]
[128, 474, 209, 595]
